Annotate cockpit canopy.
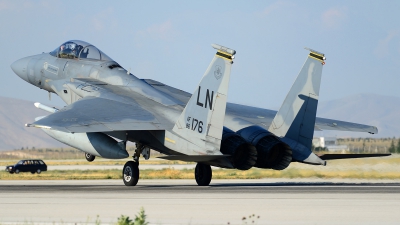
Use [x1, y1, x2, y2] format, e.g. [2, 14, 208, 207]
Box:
[50, 40, 113, 61]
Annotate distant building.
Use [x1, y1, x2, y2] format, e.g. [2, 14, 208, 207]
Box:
[312, 137, 348, 152]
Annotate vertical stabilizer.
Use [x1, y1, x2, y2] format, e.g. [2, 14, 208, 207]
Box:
[268, 49, 325, 149]
[172, 44, 236, 154]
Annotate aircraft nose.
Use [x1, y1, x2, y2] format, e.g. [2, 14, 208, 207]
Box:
[11, 57, 31, 82]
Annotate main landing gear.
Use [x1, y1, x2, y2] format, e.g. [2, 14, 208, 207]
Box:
[85, 153, 95, 162]
[123, 161, 139, 186]
[122, 143, 213, 187]
[195, 163, 212, 186]
[122, 143, 149, 186]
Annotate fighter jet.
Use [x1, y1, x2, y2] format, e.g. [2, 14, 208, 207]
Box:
[11, 40, 388, 186]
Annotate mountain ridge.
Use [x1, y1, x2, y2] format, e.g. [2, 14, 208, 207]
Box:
[316, 93, 400, 137]
[0, 96, 63, 151]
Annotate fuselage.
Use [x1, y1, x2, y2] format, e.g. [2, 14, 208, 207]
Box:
[12, 53, 180, 106]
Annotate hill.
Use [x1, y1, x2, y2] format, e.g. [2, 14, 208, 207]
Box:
[316, 93, 400, 137]
[0, 96, 64, 151]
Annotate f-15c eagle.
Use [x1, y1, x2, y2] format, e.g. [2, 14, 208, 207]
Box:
[11, 40, 388, 186]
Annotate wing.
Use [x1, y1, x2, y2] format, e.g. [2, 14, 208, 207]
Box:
[28, 77, 185, 133]
[314, 117, 377, 134]
[143, 79, 190, 105]
[28, 96, 164, 133]
[144, 79, 378, 134]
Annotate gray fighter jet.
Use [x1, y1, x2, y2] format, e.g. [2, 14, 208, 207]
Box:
[11, 40, 388, 186]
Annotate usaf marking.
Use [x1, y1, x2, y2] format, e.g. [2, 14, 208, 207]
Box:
[196, 86, 214, 110]
[186, 116, 204, 133]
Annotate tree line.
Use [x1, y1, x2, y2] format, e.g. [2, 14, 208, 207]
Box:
[388, 138, 400, 153]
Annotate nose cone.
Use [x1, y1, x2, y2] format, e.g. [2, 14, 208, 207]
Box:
[11, 57, 31, 82]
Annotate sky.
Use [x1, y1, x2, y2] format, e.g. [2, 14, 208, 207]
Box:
[0, 0, 399, 110]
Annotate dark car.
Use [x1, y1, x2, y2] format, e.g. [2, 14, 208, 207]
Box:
[5, 159, 47, 174]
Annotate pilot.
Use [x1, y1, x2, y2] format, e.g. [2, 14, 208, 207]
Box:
[58, 45, 65, 58]
[74, 45, 83, 58]
[68, 43, 78, 58]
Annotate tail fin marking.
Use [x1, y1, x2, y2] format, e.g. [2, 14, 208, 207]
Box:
[172, 44, 236, 153]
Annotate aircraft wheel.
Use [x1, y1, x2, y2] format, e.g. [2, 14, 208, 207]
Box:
[15, 169, 19, 174]
[85, 153, 95, 162]
[9, 171, 14, 174]
[195, 163, 212, 186]
[123, 161, 139, 186]
[37, 169, 41, 174]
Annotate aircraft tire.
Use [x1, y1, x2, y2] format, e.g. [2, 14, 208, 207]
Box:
[195, 163, 212, 186]
[15, 169, 19, 174]
[37, 169, 41, 174]
[85, 153, 96, 162]
[123, 161, 139, 186]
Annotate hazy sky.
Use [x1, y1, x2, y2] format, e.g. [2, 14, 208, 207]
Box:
[1, 0, 399, 109]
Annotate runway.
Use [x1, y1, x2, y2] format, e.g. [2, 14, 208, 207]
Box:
[1, 179, 400, 224]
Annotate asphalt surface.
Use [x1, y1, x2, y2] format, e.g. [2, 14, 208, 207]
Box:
[1, 179, 400, 224]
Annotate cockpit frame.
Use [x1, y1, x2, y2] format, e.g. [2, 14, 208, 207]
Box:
[50, 40, 112, 61]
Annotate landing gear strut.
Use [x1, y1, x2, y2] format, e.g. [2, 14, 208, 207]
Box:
[122, 142, 150, 186]
[85, 153, 95, 162]
[195, 163, 212, 186]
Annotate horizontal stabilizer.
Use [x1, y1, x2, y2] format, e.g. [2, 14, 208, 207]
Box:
[318, 153, 391, 160]
[158, 155, 229, 162]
